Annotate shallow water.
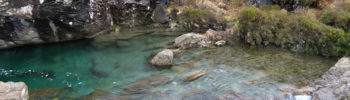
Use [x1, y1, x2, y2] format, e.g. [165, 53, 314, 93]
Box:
[0, 27, 337, 99]
[156, 44, 337, 99]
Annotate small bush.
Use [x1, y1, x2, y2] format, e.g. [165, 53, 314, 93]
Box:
[320, 10, 350, 32]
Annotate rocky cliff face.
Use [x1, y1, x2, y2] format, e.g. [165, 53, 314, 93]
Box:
[0, 0, 168, 49]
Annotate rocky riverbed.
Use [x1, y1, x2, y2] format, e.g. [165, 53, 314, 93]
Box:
[1, 0, 350, 99]
[0, 27, 345, 99]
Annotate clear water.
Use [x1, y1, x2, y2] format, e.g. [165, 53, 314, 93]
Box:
[0, 27, 182, 98]
[0, 27, 337, 99]
[151, 44, 337, 99]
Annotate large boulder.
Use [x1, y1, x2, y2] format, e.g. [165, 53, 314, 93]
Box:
[150, 49, 174, 66]
[151, 1, 169, 23]
[174, 33, 207, 49]
[312, 57, 350, 99]
[0, 81, 29, 100]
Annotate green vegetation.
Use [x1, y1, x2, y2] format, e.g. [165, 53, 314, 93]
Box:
[237, 6, 350, 56]
[320, 10, 350, 32]
[174, 7, 222, 32]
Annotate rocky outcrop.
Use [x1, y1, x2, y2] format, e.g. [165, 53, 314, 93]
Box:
[151, 1, 169, 23]
[0, 0, 170, 49]
[312, 57, 350, 100]
[174, 29, 229, 49]
[272, 0, 336, 10]
[150, 49, 174, 66]
[174, 33, 208, 49]
[0, 81, 28, 100]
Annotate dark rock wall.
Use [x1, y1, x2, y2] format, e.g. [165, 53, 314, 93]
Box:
[0, 0, 168, 49]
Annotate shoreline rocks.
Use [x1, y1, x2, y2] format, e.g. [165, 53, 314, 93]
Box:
[174, 33, 207, 49]
[0, 81, 28, 100]
[311, 57, 350, 100]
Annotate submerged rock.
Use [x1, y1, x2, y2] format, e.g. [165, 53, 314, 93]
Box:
[115, 91, 168, 100]
[179, 89, 220, 100]
[29, 87, 71, 100]
[150, 49, 174, 66]
[184, 71, 206, 82]
[220, 91, 254, 100]
[90, 65, 109, 78]
[120, 75, 170, 95]
[81, 89, 112, 100]
[0, 81, 28, 100]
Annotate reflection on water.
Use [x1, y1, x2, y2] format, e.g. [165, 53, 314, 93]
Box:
[0, 27, 337, 99]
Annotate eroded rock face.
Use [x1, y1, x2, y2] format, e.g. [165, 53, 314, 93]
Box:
[0, 81, 29, 100]
[0, 0, 114, 49]
[0, 0, 169, 49]
[151, 1, 169, 23]
[312, 57, 350, 100]
[150, 49, 174, 66]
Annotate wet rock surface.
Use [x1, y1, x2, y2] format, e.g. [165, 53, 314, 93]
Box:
[0, 81, 28, 100]
[312, 57, 350, 100]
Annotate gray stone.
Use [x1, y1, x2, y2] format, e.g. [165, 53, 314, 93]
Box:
[150, 49, 174, 66]
[312, 88, 337, 100]
[151, 3, 169, 23]
[0, 39, 6, 47]
[215, 40, 226, 46]
[312, 57, 350, 99]
[0, 81, 28, 100]
[174, 33, 206, 49]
